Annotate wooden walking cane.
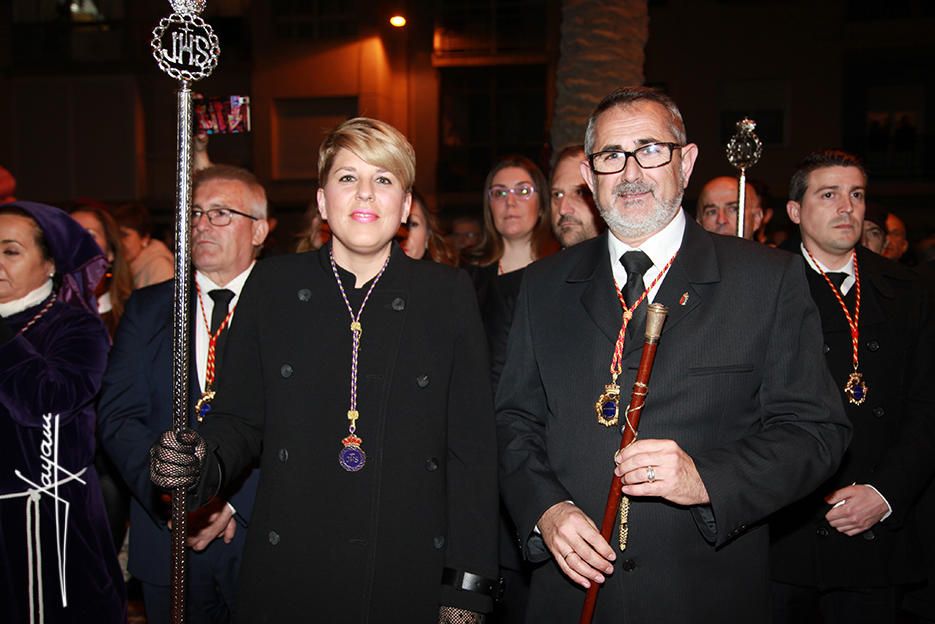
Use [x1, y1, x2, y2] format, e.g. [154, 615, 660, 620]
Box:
[150, 2, 220, 622]
[579, 303, 668, 624]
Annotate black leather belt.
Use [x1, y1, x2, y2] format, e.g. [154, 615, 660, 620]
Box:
[442, 568, 504, 602]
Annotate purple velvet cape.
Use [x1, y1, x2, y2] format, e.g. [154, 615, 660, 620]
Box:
[0, 202, 125, 622]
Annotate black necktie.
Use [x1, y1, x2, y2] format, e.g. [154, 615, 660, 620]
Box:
[208, 289, 235, 368]
[826, 272, 847, 293]
[208, 289, 235, 334]
[620, 251, 654, 332]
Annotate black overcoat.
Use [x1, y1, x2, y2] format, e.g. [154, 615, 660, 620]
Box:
[198, 244, 499, 623]
[497, 218, 852, 624]
[770, 247, 935, 589]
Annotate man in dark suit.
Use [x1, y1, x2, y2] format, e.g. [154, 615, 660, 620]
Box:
[770, 150, 935, 623]
[98, 165, 270, 623]
[496, 87, 852, 623]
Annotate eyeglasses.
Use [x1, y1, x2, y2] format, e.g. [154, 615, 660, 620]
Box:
[488, 184, 536, 202]
[588, 142, 683, 175]
[191, 207, 259, 226]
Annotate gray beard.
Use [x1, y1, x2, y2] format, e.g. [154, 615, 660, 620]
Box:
[598, 180, 683, 241]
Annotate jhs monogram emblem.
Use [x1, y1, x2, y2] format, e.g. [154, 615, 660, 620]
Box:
[151, 12, 219, 81]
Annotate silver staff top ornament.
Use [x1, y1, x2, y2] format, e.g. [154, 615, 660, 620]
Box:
[152, 1, 220, 82]
[726, 118, 763, 171]
[170, 0, 206, 15]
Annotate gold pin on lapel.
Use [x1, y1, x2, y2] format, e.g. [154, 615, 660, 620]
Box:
[679, 292, 689, 306]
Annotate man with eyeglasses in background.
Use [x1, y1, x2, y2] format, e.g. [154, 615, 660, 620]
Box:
[496, 86, 850, 623]
[99, 164, 269, 623]
[550, 145, 604, 248]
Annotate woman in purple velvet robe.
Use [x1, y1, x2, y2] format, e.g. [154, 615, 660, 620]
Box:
[0, 201, 126, 623]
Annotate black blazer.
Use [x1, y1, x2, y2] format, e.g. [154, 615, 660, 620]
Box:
[98, 280, 259, 586]
[198, 245, 499, 622]
[497, 218, 851, 624]
[770, 247, 935, 589]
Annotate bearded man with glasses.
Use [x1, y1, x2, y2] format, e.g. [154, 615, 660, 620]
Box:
[99, 165, 269, 624]
[496, 86, 851, 623]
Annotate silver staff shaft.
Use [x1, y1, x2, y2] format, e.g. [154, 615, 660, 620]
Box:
[169, 79, 194, 624]
[737, 167, 747, 239]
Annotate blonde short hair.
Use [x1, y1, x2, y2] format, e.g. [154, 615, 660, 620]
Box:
[318, 117, 416, 191]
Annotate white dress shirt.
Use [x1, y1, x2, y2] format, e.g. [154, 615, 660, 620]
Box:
[194, 263, 256, 393]
[607, 209, 686, 300]
[800, 243, 856, 296]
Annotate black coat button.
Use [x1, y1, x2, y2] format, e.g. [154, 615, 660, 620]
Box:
[416, 375, 430, 388]
[621, 559, 636, 572]
[823, 344, 830, 354]
[867, 340, 880, 352]
[816, 526, 830, 537]
[297, 288, 311, 302]
[280, 364, 293, 378]
[863, 530, 876, 541]
[278, 448, 289, 463]
[872, 407, 885, 418]
[425, 457, 439, 472]
[268, 530, 280, 545]
[433, 536, 445, 549]
[392, 297, 406, 311]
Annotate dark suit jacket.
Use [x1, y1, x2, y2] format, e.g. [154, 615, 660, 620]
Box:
[771, 247, 935, 589]
[497, 218, 851, 624]
[196, 245, 499, 622]
[97, 280, 259, 586]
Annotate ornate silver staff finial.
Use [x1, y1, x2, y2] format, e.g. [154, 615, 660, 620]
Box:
[152, 1, 220, 82]
[170, 0, 207, 15]
[726, 118, 763, 171]
[725, 118, 763, 239]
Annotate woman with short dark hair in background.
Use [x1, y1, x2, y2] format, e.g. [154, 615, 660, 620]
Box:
[400, 190, 459, 266]
[110, 202, 174, 288]
[0, 201, 126, 623]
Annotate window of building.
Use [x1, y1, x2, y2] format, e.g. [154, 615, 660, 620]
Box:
[437, 64, 549, 199]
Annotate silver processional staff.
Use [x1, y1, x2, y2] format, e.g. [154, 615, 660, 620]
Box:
[151, 1, 220, 622]
[725, 118, 763, 239]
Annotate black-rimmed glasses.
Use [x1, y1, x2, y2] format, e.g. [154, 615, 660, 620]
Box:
[588, 142, 683, 175]
[191, 208, 259, 226]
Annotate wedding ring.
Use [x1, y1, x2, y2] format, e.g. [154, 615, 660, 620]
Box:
[563, 551, 574, 560]
[646, 466, 656, 483]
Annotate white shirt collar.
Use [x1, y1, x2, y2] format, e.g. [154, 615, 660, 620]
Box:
[607, 210, 685, 302]
[194, 262, 256, 392]
[0, 279, 53, 317]
[800, 244, 856, 295]
[195, 262, 255, 298]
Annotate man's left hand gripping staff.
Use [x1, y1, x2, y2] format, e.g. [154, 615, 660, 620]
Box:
[151, 428, 207, 489]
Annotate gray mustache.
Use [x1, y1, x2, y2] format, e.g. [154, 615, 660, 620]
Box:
[613, 182, 653, 196]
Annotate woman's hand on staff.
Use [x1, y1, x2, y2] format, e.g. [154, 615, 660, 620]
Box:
[614, 439, 710, 506]
[537, 501, 615, 588]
